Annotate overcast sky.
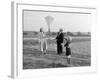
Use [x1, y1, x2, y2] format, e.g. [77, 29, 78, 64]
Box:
[23, 10, 92, 32]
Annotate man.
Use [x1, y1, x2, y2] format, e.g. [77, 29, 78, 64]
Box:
[56, 29, 64, 55]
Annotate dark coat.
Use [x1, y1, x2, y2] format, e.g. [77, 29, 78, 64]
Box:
[56, 32, 64, 44]
[64, 41, 71, 56]
[64, 42, 70, 48]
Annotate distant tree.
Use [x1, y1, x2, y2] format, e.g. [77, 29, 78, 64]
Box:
[67, 32, 73, 36]
[52, 32, 57, 35]
[88, 32, 91, 35]
[77, 32, 81, 36]
[34, 31, 38, 35]
[63, 32, 67, 36]
[23, 32, 28, 35]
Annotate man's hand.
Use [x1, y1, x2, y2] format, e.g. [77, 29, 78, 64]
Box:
[61, 43, 64, 46]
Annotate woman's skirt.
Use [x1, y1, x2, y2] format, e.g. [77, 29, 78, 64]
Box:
[40, 39, 47, 52]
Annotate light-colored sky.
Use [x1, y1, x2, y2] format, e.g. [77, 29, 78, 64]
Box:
[23, 10, 92, 32]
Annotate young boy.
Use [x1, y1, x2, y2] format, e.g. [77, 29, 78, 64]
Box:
[64, 36, 72, 64]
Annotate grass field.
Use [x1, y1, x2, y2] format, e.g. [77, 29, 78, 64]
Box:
[23, 36, 91, 69]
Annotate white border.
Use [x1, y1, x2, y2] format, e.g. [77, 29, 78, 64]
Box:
[11, 2, 97, 78]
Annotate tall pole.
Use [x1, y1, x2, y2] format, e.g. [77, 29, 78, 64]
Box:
[48, 23, 50, 33]
[45, 16, 54, 34]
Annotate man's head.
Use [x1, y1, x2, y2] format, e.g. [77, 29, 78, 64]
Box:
[59, 28, 63, 33]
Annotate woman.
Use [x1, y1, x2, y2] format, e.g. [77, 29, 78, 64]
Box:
[39, 28, 47, 54]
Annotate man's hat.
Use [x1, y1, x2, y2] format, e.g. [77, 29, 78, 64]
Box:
[59, 28, 63, 32]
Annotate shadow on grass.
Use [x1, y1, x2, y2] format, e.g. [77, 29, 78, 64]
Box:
[23, 61, 68, 69]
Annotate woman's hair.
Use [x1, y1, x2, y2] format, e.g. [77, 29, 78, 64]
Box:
[40, 28, 43, 32]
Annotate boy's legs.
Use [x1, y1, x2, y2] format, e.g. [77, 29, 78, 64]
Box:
[67, 55, 71, 64]
[67, 48, 71, 64]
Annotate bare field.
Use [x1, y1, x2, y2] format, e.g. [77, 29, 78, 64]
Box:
[23, 37, 91, 69]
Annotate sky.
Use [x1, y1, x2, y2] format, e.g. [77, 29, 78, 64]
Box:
[23, 10, 92, 32]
